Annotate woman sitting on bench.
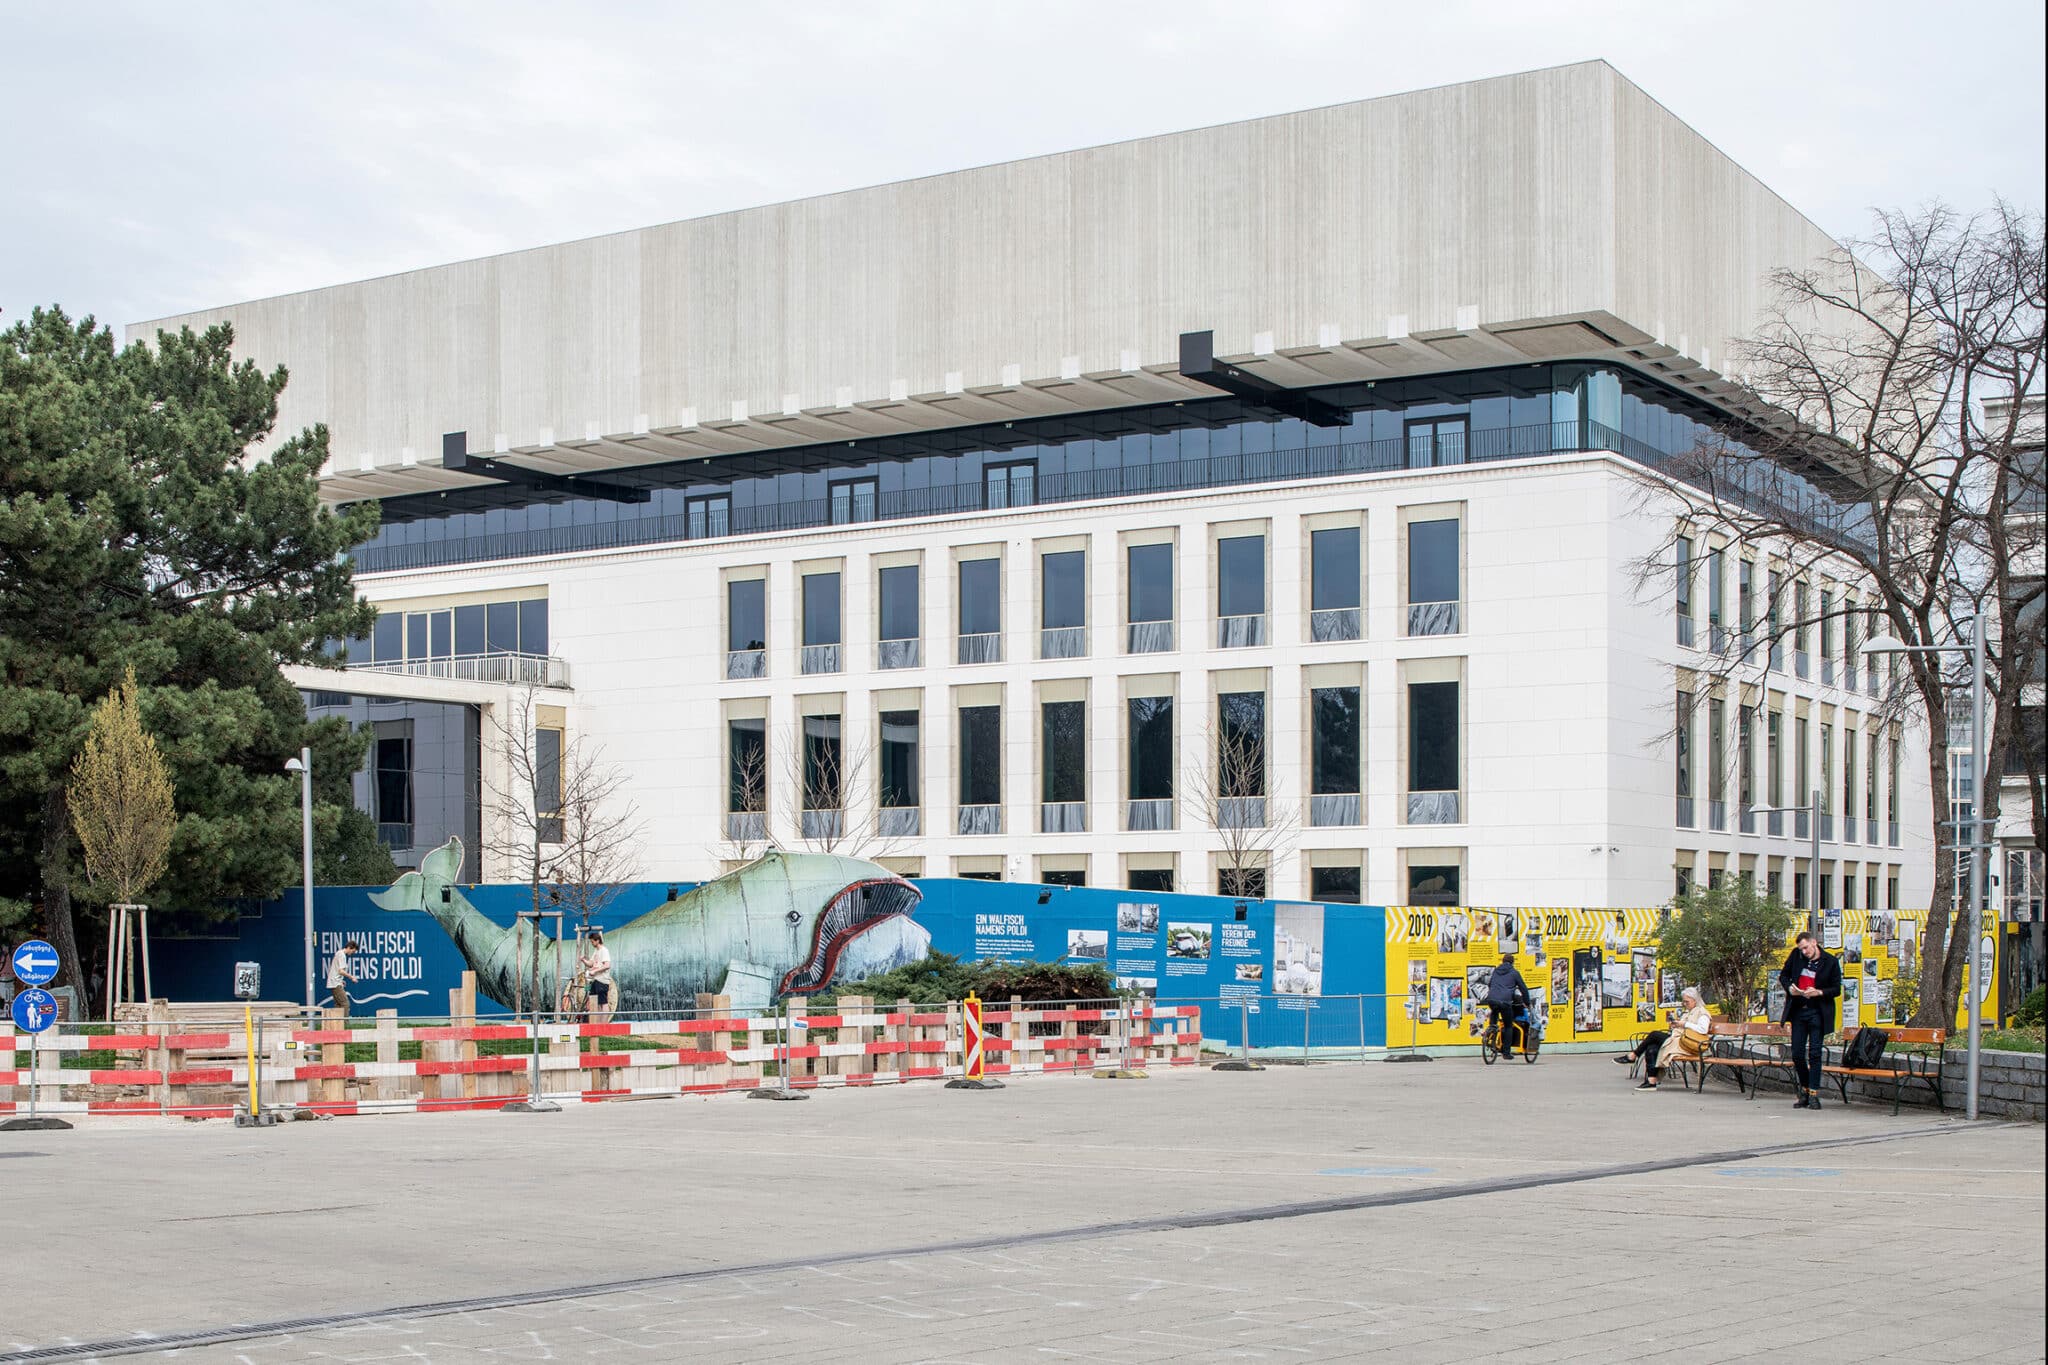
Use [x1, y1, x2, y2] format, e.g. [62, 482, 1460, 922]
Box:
[1615, 987, 1711, 1091]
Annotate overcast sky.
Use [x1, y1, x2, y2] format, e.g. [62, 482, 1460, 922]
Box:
[3, 1, 2042, 334]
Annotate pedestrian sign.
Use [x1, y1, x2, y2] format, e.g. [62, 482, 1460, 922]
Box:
[10, 940, 59, 987]
[11, 988, 57, 1034]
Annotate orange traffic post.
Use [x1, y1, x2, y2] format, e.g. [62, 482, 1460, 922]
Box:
[946, 990, 1004, 1090]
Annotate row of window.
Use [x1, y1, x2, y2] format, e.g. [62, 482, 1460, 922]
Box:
[1673, 689, 1903, 844]
[1672, 537, 1889, 693]
[1676, 862, 1905, 913]
[725, 679, 1463, 834]
[869, 854, 1472, 905]
[343, 595, 551, 665]
[725, 517, 1462, 677]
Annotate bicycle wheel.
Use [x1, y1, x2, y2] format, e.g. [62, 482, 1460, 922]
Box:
[1480, 1027, 1498, 1065]
[1523, 1030, 1541, 1063]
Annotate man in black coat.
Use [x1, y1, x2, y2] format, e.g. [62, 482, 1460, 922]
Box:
[1777, 931, 1842, 1109]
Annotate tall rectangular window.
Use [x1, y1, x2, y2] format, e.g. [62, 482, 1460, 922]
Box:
[1707, 547, 1725, 643]
[375, 734, 413, 826]
[1311, 687, 1361, 795]
[829, 478, 877, 525]
[1767, 709, 1783, 807]
[802, 714, 843, 812]
[1888, 727, 1901, 829]
[802, 572, 841, 646]
[1311, 528, 1360, 611]
[1128, 544, 1173, 622]
[1127, 696, 1175, 801]
[1217, 535, 1265, 619]
[429, 610, 453, 660]
[1041, 701, 1085, 805]
[878, 566, 919, 642]
[1216, 691, 1267, 799]
[728, 579, 766, 651]
[1408, 682, 1459, 792]
[1738, 560, 1754, 644]
[406, 612, 428, 661]
[1796, 716, 1811, 805]
[519, 599, 548, 656]
[727, 718, 766, 813]
[1675, 690, 1694, 822]
[1819, 589, 1833, 662]
[1041, 551, 1084, 629]
[1738, 705, 1754, 812]
[454, 604, 485, 656]
[958, 559, 1000, 636]
[532, 727, 561, 843]
[879, 710, 919, 810]
[1408, 520, 1459, 605]
[1866, 730, 1879, 823]
[1843, 724, 1857, 832]
[1708, 698, 1726, 820]
[958, 705, 1001, 808]
[1767, 569, 1783, 665]
[984, 462, 1035, 509]
[1820, 724, 1834, 816]
[373, 612, 402, 662]
[1794, 581, 1811, 673]
[1675, 536, 1694, 644]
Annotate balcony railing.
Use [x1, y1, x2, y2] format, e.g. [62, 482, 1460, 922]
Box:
[1407, 601, 1460, 637]
[348, 651, 571, 688]
[1820, 813, 1835, 840]
[801, 808, 843, 840]
[1770, 641, 1783, 669]
[1677, 615, 1695, 647]
[1407, 790, 1461, 824]
[1125, 798, 1174, 831]
[800, 643, 841, 675]
[1795, 810, 1810, 839]
[1311, 608, 1361, 643]
[1867, 817, 1879, 844]
[876, 638, 920, 670]
[957, 632, 1001, 665]
[1217, 614, 1267, 648]
[376, 821, 414, 848]
[1040, 626, 1086, 659]
[1676, 795, 1696, 828]
[1040, 801, 1087, 833]
[1214, 796, 1267, 829]
[1888, 821, 1900, 847]
[724, 811, 766, 843]
[1739, 805, 1756, 834]
[1310, 792, 1361, 827]
[877, 806, 920, 838]
[725, 649, 765, 680]
[1709, 799, 1727, 831]
[957, 804, 1002, 835]
[1821, 658, 1835, 686]
[1127, 621, 1174, 654]
[1795, 650, 1810, 679]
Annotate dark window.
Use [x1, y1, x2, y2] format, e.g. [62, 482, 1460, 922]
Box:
[454, 604, 485, 656]
[686, 494, 730, 539]
[1407, 862, 1460, 906]
[728, 579, 766, 652]
[1311, 687, 1361, 794]
[1675, 536, 1693, 617]
[519, 598, 548, 656]
[1676, 690, 1693, 801]
[1405, 416, 1468, 468]
[375, 735, 413, 824]
[958, 706, 1001, 807]
[1127, 696, 1174, 800]
[1408, 520, 1459, 605]
[1311, 865, 1362, 904]
[1042, 701, 1085, 804]
[803, 714, 843, 811]
[1041, 551, 1085, 628]
[1217, 535, 1265, 618]
[984, 462, 1036, 509]
[1040, 868, 1086, 887]
[1709, 549, 1725, 629]
[487, 601, 519, 654]
[1217, 692, 1266, 798]
[1128, 867, 1175, 893]
[727, 718, 766, 812]
[533, 728, 562, 842]
[1220, 866, 1267, 898]
[878, 566, 919, 642]
[406, 612, 427, 661]
[958, 559, 1001, 636]
[429, 610, 452, 659]
[1409, 681, 1459, 792]
[958, 870, 1002, 882]
[879, 710, 919, 809]
[1128, 543, 1173, 622]
[802, 572, 841, 646]
[372, 612, 402, 662]
[1311, 528, 1360, 611]
[830, 479, 877, 525]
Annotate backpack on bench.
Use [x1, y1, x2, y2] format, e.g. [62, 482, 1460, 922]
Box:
[1840, 1028, 1890, 1069]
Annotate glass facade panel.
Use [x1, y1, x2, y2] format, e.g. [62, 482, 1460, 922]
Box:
[373, 613, 402, 662]
[406, 613, 427, 661]
[878, 566, 919, 641]
[519, 598, 549, 656]
[1676, 690, 1693, 805]
[1217, 692, 1266, 798]
[1408, 520, 1458, 604]
[1042, 551, 1084, 629]
[802, 572, 841, 646]
[1128, 543, 1173, 622]
[1311, 527, 1360, 611]
[487, 601, 519, 654]
[1041, 700, 1085, 804]
[454, 604, 485, 656]
[958, 705, 1001, 807]
[429, 611, 453, 659]
[803, 714, 843, 811]
[879, 710, 919, 809]
[1216, 535, 1265, 617]
[958, 559, 1001, 636]
[728, 579, 766, 652]
[727, 718, 766, 812]
[1310, 687, 1360, 794]
[1127, 696, 1174, 801]
[1408, 682, 1459, 792]
[375, 735, 413, 825]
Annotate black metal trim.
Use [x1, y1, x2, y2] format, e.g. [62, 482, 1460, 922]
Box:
[1177, 330, 1349, 428]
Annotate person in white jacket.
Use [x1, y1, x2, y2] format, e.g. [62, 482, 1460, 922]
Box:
[1614, 987, 1711, 1091]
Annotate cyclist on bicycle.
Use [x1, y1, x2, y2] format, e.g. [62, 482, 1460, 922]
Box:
[1485, 953, 1531, 1054]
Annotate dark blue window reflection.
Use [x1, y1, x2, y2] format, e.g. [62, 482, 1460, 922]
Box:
[1311, 687, 1360, 794]
[1128, 544, 1173, 623]
[802, 572, 841, 646]
[958, 559, 1000, 636]
[1408, 520, 1459, 605]
[728, 579, 766, 652]
[958, 706, 1000, 806]
[1216, 536, 1264, 617]
[879, 566, 919, 641]
[1127, 696, 1174, 800]
[1311, 528, 1360, 611]
[880, 710, 919, 808]
[1041, 701, 1085, 804]
[1409, 681, 1459, 792]
[519, 599, 548, 656]
[487, 602, 519, 654]
[1041, 551, 1084, 629]
[455, 604, 485, 656]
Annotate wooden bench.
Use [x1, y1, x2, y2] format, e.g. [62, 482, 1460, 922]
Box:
[1676, 1021, 1792, 1097]
[1825, 1027, 1948, 1115]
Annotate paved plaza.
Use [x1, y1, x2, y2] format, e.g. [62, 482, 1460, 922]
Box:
[3, 1054, 2041, 1364]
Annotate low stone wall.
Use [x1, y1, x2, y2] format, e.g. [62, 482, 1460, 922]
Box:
[1711, 1047, 2045, 1121]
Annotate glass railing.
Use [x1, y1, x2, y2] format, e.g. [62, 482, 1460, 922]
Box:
[1407, 601, 1461, 637]
[1040, 626, 1087, 659]
[724, 811, 766, 842]
[800, 643, 841, 675]
[877, 807, 920, 837]
[956, 633, 1001, 665]
[1040, 802, 1086, 833]
[1125, 798, 1174, 831]
[1407, 791, 1461, 824]
[1676, 795, 1696, 828]
[348, 652, 571, 688]
[1677, 615, 1695, 647]
[1767, 810, 1784, 836]
[1311, 793, 1362, 827]
[957, 804, 1001, 835]
[376, 822, 414, 848]
[876, 638, 920, 670]
[1127, 621, 1174, 654]
[725, 649, 766, 680]
[1311, 608, 1361, 643]
[1217, 614, 1267, 648]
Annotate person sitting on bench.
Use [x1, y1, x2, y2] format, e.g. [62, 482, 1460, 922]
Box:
[1615, 987, 1710, 1090]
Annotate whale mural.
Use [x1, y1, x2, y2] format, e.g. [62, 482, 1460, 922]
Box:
[372, 839, 930, 1012]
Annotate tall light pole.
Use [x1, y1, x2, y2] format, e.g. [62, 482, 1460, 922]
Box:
[284, 748, 315, 1016]
[1865, 610, 1986, 1121]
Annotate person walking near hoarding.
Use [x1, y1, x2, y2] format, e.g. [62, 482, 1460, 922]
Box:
[326, 942, 359, 1018]
[1777, 932, 1841, 1109]
[580, 930, 616, 1024]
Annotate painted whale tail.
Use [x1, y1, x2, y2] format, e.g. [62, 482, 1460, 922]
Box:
[371, 838, 465, 912]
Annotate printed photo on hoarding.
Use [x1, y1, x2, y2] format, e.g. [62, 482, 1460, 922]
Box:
[1472, 911, 1495, 943]
[1430, 976, 1465, 1024]
[1067, 929, 1108, 961]
[1551, 956, 1571, 1005]
[1844, 932, 1863, 964]
[1572, 949, 1603, 1034]
[1841, 974, 1861, 1022]
[1601, 962, 1632, 1009]
[1632, 948, 1657, 991]
[1873, 978, 1894, 1020]
[1436, 911, 1470, 954]
[1234, 963, 1264, 982]
[1497, 909, 1520, 955]
[1869, 910, 1895, 943]
[1602, 913, 1631, 953]
[1465, 965, 1492, 1006]
[1274, 904, 1325, 996]
[1116, 975, 1156, 997]
[1409, 959, 1429, 987]
[1525, 924, 1545, 969]
[1637, 999, 1657, 1023]
[1117, 903, 1160, 933]
[1660, 969, 1683, 1007]
[1166, 923, 1212, 960]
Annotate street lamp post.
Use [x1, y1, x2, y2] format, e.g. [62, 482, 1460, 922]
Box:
[1865, 610, 1986, 1121]
[284, 748, 315, 1017]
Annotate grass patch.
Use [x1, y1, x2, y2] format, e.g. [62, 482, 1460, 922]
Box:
[1983, 1026, 2045, 1054]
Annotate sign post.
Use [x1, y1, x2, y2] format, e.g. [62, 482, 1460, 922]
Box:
[947, 990, 1003, 1090]
[748, 996, 809, 1101]
[5, 977, 70, 1133]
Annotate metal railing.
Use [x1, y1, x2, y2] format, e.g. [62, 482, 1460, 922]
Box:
[347, 652, 571, 688]
[1310, 607, 1360, 642]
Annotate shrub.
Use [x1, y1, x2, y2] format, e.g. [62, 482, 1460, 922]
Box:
[809, 951, 1114, 1008]
[1656, 880, 1798, 1017]
[2016, 985, 2046, 1028]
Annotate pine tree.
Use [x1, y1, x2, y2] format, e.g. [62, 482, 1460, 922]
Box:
[0, 307, 380, 992]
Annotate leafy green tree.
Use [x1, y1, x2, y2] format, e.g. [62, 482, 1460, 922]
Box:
[1656, 880, 1797, 1018]
[0, 306, 379, 993]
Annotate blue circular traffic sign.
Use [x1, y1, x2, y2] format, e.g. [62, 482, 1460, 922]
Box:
[11, 940, 59, 988]
[11, 988, 57, 1034]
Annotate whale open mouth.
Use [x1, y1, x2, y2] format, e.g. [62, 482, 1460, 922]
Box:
[779, 877, 923, 995]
